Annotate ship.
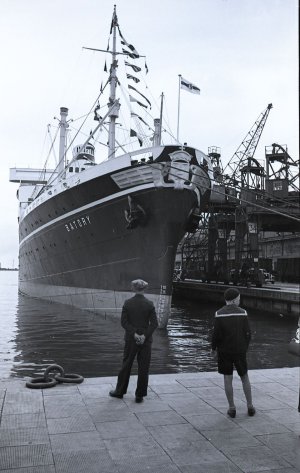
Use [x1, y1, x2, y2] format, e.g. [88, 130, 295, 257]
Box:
[9, 7, 212, 328]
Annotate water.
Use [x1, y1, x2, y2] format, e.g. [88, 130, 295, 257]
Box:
[0, 271, 298, 380]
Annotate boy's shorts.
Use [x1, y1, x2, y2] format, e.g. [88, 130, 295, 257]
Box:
[217, 351, 248, 377]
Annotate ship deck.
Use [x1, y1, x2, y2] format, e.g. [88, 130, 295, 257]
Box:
[0, 367, 299, 472]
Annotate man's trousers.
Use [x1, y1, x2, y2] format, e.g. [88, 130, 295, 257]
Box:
[116, 339, 152, 397]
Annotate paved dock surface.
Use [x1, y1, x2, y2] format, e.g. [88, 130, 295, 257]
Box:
[0, 367, 299, 472]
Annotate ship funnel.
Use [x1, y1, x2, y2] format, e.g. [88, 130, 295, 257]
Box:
[58, 107, 69, 175]
[153, 118, 161, 146]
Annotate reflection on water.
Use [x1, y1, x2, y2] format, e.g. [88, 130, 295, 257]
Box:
[0, 271, 298, 379]
[170, 298, 300, 373]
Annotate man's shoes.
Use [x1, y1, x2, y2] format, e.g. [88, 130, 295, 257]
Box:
[247, 406, 256, 416]
[135, 396, 143, 403]
[227, 408, 236, 418]
[109, 390, 123, 399]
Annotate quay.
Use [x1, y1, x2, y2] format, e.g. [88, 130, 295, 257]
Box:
[173, 281, 300, 318]
[0, 367, 299, 472]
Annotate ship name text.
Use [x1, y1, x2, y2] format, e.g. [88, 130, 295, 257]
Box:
[65, 215, 91, 232]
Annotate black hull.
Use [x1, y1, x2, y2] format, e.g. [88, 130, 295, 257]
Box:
[17, 145, 211, 327]
[19, 186, 198, 327]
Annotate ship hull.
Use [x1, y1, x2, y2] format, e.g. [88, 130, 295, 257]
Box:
[16, 144, 211, 327]
[19, 185, 199, 327]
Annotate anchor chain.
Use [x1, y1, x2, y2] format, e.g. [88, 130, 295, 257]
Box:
[26, 364, 84, 389]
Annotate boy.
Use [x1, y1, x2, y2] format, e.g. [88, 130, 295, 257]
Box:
[211, 287, 255, 418]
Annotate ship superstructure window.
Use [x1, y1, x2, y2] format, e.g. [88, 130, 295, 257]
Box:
[69, 167, 74, 172]
[75, 167, 79, 173]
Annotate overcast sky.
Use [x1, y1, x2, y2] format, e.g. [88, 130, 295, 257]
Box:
[0, 0, 298, 268]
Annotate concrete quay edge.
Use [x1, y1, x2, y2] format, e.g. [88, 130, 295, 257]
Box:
[0, 367, 299, 473]
[173, 281, 300, 318]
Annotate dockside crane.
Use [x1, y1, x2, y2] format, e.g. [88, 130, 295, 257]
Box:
[265, 143, 299, 195]
[203, 104, 273, 285]
[177, 103, 299, 286]
[223, 103, 273, 190]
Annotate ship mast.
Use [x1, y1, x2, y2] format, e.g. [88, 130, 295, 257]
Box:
[107, 5, 119, 160]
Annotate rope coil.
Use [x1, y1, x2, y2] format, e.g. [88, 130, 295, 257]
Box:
[26, 364, 84, 389]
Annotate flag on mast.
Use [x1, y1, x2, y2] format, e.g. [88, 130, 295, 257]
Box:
[180, 77, 200, 95]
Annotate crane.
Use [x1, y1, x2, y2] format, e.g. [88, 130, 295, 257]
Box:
[223, 103, 273, 189]
[178, 104, 274, 285]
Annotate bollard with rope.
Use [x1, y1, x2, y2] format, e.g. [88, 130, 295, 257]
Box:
[26, 364, 84, 389]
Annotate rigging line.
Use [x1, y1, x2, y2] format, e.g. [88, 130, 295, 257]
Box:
[160, 119, 180, 144]
[252, 188, 300, 209]
[216, 162, 299, 208]
[105, 90, 139, 153]
[159, 93, 179, 143]
[101, 123, 128, 157]
[70, 112, 93, 123]
[119, 82, 148, 121]
[159, 94, 174, 143]
[38, 126, 50, 165]
[46, 77, 111, 184]
[30, 125, 61, 200]
[223, 174, 300, 208]
[64, 80, 109, 152]
[122, 80, 156, 128]
[47, 125, 59, 167]
[139, 91, 179, 144]
[118, 84, 154, 147]
[222, 169, 300, 208]
[46, 92, 105, 186]
[68, 124, 108, 150]
[130, 80, 178, 144]
[141, 160, 300, 223]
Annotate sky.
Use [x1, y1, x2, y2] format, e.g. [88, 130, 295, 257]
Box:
[0, 0, 298, 268]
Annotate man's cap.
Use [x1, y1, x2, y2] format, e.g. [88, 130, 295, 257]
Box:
[131, 279, 148, 291]
[224, 288, 240, 301]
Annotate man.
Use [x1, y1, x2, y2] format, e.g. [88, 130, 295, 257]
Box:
[211, 287, 256, 418]
[109, 279, 158, 403]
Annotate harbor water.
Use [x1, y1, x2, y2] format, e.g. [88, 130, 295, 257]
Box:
[0, 271, 298, 380]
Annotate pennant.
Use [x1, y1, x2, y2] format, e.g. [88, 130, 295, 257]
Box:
[104, 60, 107, 72]
[94, 104, 102, 121]
[118, 27, 139, 56]
[110, 10, 118, 34]
[125, 61, 141, 73]
[131, 112, 149, 127]
[128, 84, 151, 108]
[121, 41, 139, 56]
[129, 94, 147, 109]
[145, 61, 148, 74]
[126, 73, 140, 83]
[122, 48, 139, 59]
[180, 77, 200, 94]
[130, 128, 143, 146]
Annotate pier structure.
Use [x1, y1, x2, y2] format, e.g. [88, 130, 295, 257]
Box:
[173, 280, 300, 318]
[177, 105, 300, 286]
[0, 368, 299, 472]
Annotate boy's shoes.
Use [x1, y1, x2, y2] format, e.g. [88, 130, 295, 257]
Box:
[227, 408, 236, 418]
[248, 406, 256, 416]
[135, 396, 143, 403]
[109, 390, 123, 399]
